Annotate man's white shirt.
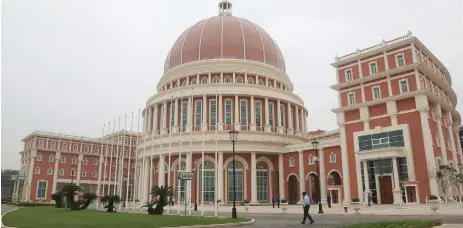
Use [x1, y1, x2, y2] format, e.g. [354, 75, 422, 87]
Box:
[302, 195, 311, 207]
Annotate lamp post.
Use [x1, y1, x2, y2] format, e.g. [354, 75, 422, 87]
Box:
[312, 139, 324, 214]
[194, 159, 199, 211]
[71, 165, 76, 184]
[229, 129, 239, 219]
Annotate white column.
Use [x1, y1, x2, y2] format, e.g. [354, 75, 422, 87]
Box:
[234, 95, 240, 130]
[158, 154, 165, 187]
[264, 97, 271, 132]
[186, 152, 192, 212]
[303, 111, 308, 134]
[277, 99, 283, 133]
[418, 108, 439, 196]
[250, 96, 256, 131]
[295, 105, 301, 136]
[143, 110, 148, 133]
[339, 122, 351, 203]
[218, 95, 224, 130]
[392, 157, 403, 204]
[278, 154, 284, 198]
[435, 106, 453, 199]
[298, 151, 304, 203]
[76, 154, 83, 185]
[202, 95, 208, 131]
[287, 103, 294, 135]
[162, 102, 168, 134]
[187, 96, 193, 132]
[143, 158, 150, 203]
[12, 180, 17, 201]
[446, 114, 459, 166]
[455, 127, 463, 164]
[362, 160, 370, 204]
[218, 152, 224, 203]
[26, 157, 36, 201]
[153, 105, 158, 136]
[250, 152, 258, 203]
[299, 109, 305, 134]
[52, 152, 61, 193]
[147, 107, 152, 133]
[319, 148, 327, 204]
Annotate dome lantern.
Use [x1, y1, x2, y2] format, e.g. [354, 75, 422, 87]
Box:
[218, 0, 232, 16]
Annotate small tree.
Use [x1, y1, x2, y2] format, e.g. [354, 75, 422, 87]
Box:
[449, 172, 463, 200]
[429, 165, 456, 202]
[150, 185, 174, 215]
[80, 193, 98, 209]
[101, 195, 121, 212]
[51, 192, 65, 208]
[60, 184, 82, 210]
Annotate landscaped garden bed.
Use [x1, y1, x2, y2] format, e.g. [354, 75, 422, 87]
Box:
[2, 207, 249, 228]
[340, 220, 442, 228]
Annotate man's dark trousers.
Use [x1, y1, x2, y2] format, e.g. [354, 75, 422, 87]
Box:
[301, 205, 314, 224]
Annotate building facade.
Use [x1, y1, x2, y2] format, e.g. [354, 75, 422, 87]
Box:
[15, 1, 463, 205]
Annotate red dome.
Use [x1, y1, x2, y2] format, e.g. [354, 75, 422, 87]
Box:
[164, 15, 286, 72]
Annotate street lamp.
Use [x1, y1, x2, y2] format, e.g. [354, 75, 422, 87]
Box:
[312, 139, 324, 214]
[194, 159, 199, 211]
[71, 165, 76, 184]
[229, 129, 239, 219]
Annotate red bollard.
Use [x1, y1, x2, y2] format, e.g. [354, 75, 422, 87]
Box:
[343, 203, 348, 213]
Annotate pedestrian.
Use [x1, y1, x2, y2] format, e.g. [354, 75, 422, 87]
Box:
[272, 196, 276, 208]
[367, 194, 372, 207]
[408, 192, 414, 203]
[301, 192, 314, 224]
[327, 195, 331, 208]
[277, 195, 280, 208]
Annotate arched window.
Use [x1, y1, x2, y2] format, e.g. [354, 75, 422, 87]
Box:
[60, 156, 66, 163]
[92, 171, 97, 177]
[72, 157, 77, 165]
[201, 161, 215, 202]
[224, 76, 232, 83]
[59, 168, 64, 176]
[330, 153, 336, 163]
[47, 168, 53, 175]
[49, 155, 54, 162]
[82, 170, 87, 177]
[36, 153, 43, 161]
[289, 157, 295, 167]
[83, 158, 88, 165]
[267, 81, 273, 87]
[93, 159, 98, 165]
[35, 167, 40, 174]
[84, 145, 89, 153]
[236, 77, 243, 83]
[176, 162, 187, 201]
[308, 156, 316, 165]
[247, 78, 254, 84]
[182, 80, 187, 86]
[256, 161, 269, 201]
[94, 147, 99, 154]
[191, 78, 197, 85]
[201, 77, 208, 84]
[228, 161, 243, 201]
[73, 145, 78, 152]
[258, 79, 264, 85]
[213, 76, 220, 83]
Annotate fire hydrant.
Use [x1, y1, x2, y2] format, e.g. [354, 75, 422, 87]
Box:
[343, 203, 348, 213]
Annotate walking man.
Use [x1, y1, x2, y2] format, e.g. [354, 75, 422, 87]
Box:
[301, 192, 314, 224]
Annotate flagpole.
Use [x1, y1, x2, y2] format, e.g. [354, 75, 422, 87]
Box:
[113, 117, 121, 196]
[96, 123, 105, 210]
[214, 87, 218, 217]
[178, 93, 182, 215]
[103, 122, 110, 198]
[190, 88, 195, 213]
[132, 109, 140, 212]
[201, 124, 205, 216]
[108, 119, 116, 195]
[167, 96, 173, 215]
[125, 112, 134, 212]
[118, 115, 127, 211]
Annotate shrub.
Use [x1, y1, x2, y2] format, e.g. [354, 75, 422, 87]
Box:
[6, 202, 53, 207]
[101, 195, 121, 212]
[340, 220, 442, 228]
[140, 200, 157, 215]
[80, 193, 98, 209]
[428, 195, 438, 200]
[280, 199, 288, 203]
[51, 192, 65, 208]
[150, 185, 174, 215]
[243, 199, 250, 204]
[352, 197, 360, 203]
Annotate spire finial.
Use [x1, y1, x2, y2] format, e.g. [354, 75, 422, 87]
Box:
[218, 0, 232, 16]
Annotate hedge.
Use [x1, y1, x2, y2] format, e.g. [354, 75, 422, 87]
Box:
[340, 220, 442, 228]
[6, 202, 54, 207]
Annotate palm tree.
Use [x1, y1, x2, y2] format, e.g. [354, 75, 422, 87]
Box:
[51, 191, 65, 208]
[60, 184, 82, 210]
[150, 185, 174, 215]
[80, 193, 98, 209]
[101, 195, 121, 212]
[140, 199, 158, 215]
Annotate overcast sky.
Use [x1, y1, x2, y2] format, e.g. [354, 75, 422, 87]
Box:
[2, 0, 463, 169]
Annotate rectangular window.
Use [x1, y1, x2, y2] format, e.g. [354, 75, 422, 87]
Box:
[280, 104, 285, 128]
[63, 143, 67, 151]
[358, 130, 405, 151]
[255, 101, 262, 126]
[195, 100, 202, 126]
[37, 181, 47, 199]
[346, 69, 353, 81]
[268, 102, 274, 127]
[225, 100, 232, 125]
[400, 79, 409, 93]
[182, 102, 188, 127]
[170, 103, 175, 127]
[396, 54, 405, 67]
[373, 86, 381, 99]
[38, 140, 44, 148]
[240, 100, 247, 125]
[370, 62, 377, 74]
[210, 99, 217, 126]
[348, 92, 355, 105]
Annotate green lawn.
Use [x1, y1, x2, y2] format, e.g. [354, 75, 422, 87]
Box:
[340, 220, 442, 228]
[2, 207, 248, 228]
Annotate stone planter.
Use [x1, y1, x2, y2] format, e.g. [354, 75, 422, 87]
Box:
[244, 203, 250, 212]
[428, 200, 440, 213]
[280, 202, 288, 213]
[351, 202, 361, 213]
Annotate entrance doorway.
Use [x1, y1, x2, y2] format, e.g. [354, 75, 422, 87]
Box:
[379, 175, 393, 204]
[308, 174, 319, 203]
[288, 175, 298, 204]
[328, 189, 339, 204]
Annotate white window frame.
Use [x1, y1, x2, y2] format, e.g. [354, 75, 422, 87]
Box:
[258, 79, 264, 85]
[94, 146, 99, 154]
[236, 77, 243, 83]
[38, 140, 44, 148]
[224, 76, 232, 83]
[201, 77, 208, 84]
[92, 171, 97, 178]
[195, 100, 202, 127]
[396, 53, 405, 67]
[399, 79, 409, 93]
[83, 158, 88, 165]
[47, 168, 53, 175]
[93, 159, 98, 166]
[213, 76, 220, 83]
[190, 78, 197, 85]
[59, 168, 64, 176]
[372, 86, 381, 100]
[50, 141, 56, 150]
[63, 143, 68, 151]
[72, 157, 77, 165]
[330, 152, 336, 163]
[348, 92, 356, 105]
[36, 153, 43, 161]
[289, 157, 295, 167]
[280, 104, 285, 129]
[225, 99, 233, 125]
[345, 69, 353, 81]
[255, 100, 262, 126]
[36, 180, 48, 199]
[247, 78, 254, 84]
[209, 99, 217, 126]
[170, 102, 176, 127]
[308, 156, 315, 165]
[369, 61, 378, 75]
[73, 144, 78, 152]
[84, 145, 89, 153]
[240, 99, 248, 126]
[35, 167, 40, 174]
[49, 155, 54, 162]
[60, 156, 66, 163]
[182, 80, 187, 86]
[82, 170, 87, 177]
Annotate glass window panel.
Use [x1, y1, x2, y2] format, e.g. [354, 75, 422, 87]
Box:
[225, 100, 232, 125]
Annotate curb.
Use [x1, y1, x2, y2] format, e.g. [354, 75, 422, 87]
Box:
[162, 219, 255, 228]
[1, 207, 18, 228]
